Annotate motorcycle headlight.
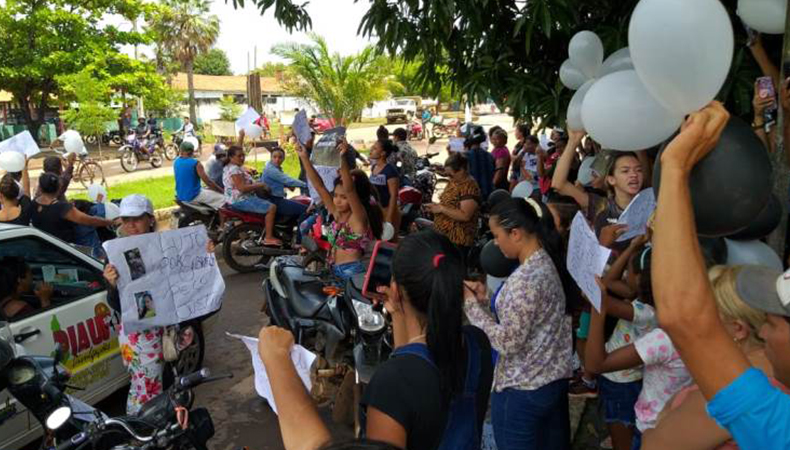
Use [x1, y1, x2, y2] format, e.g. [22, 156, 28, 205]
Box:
[352, 299, 385, 333]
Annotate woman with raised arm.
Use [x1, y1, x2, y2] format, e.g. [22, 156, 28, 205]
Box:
[296, 139, 383, 280]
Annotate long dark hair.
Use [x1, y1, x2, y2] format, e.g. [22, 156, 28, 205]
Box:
[630, 246, 654, 306]
[334, 169, 384, 239]
[0, 173, 20, 201]
[490, 198, 581, 314]
[392, 230, 465, 397]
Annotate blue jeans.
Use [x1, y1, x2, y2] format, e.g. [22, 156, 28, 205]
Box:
[270, 196, 308, 219]
[491, 379, 570, 450]
[598, 377, 642, 426]
[232, 196, 273, 214]
[332, 260, 366, 281]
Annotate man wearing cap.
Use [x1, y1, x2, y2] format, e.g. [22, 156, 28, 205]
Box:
[173, 140, 225, 209]
[652, 102, 790, 450]
[206, 144, 228, 190]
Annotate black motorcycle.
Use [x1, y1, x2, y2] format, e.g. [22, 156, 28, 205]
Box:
[172, 199, 222, 243]
[165, 133, 203, 161]
[85, 130, 123, 147]
[0, 338, 224, 450]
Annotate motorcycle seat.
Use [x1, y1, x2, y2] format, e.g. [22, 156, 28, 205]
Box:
[177, 200, 216, 214]
[281, 265, 332, 319]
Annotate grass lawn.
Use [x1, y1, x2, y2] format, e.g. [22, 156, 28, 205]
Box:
[70, 150, 302, 211]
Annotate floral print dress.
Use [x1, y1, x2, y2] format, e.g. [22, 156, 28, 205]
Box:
[119, 324, 165, 415]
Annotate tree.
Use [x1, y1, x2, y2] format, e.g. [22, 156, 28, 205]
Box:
[151, 0, 220, 125]
[59, 70, 117, 165]
[194, 48, 233, 76]
[0, 0, 148, 141]
[218, 95, 242, 121]
[272, 34, 398, 125]
[252, 62, 289, 78]
[390, 57, 461, 109]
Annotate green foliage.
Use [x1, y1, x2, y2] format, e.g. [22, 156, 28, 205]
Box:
[194, 48, 233, 76]
[252, 62, 289, 77]
[58, 70, 117, 139]
[0, 0, 150, 140]
[390, 58, 460, 106]
[272, 34, 399, 125]
[218, 95, 243, 121]
[145, 83, 186, 118]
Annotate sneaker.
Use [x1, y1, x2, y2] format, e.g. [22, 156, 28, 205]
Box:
[569, 378, 598, 398]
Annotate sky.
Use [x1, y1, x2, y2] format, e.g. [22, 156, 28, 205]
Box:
[210, 0, 376, 74]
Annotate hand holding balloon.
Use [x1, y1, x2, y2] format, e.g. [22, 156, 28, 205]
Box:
[659, 102, 730, 174]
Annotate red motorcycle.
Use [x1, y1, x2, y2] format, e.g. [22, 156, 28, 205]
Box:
[219, 196, 311, 273]
[407, 119, 424, 141]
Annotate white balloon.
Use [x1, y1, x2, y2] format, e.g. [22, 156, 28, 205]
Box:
[629, 0, 734, 115]
[184, 136, 200, 150]
[738, 0, 787, 34]
[560, 59, 588, 90]
[596, 47, 634, 78]
[568, 31, 604, 79]
[0, 151, 25, 172]
[244, 124, 263, 140]
[104, 202, 121, 221]
[381, 222, 395, 241]
[511, 181, 534, 199]
[87, 184, 108, 203]
[725, 238, 783, 271]
[566, 79, 595, 131]
[581, 71, 683, 151]
[64, 133, 85, 155]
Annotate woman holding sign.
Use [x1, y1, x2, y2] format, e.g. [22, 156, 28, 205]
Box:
[295, 139, 383, 280]
[103, 194, 214, 414]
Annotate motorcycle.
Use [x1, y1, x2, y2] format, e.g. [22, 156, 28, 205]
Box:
[429, 117, 460, 141]
[262, 236, 391, 387]
[406, 119, 424, 141]
[85, 130, 123, 147]
[0, 334, 223, 450]
[165, 133, 203, 161]
[171, 200, 222, 243]
[410, 152, 448, 204]
[219, 197, 311, 273]
[118, 133, 164, 173]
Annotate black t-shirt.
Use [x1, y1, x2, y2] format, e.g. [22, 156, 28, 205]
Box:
[0, 196, 34, 226]
[361, 326, 494, 450]
[31, 200, 76, 243]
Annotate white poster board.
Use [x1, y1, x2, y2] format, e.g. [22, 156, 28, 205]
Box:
[103, 225, 225, 332]
[309, 165, 338, 202]
[616, 189, 656, 242]
[0, 130, 41, 157]
[567, 212, 612, 312]
[449, 137, 465, 153]
[228, 332, 316, 415]
[235, 107, 260, 130]
[292, 110, 312, 146]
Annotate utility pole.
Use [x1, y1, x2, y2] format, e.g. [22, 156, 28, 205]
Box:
[133, 18, 144, 118]
[254, 46, 258, 71]
[247, 51, 250, 75]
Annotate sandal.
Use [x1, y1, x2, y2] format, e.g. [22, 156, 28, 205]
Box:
[263, 238, 283, 247]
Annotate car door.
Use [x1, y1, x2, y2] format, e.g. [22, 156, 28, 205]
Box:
[0, 233, 125, 449]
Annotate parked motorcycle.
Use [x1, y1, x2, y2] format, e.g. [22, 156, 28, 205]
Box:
[429, 117, 460, 141]
[165, 133, 203, 161]
[219, 197, 311, 273]
[262, 237, 391, 386]
[118, 133, 164, 173]
[85, 130, 123, 147]
[410, 152, 448, 204]
[406, 119, 424, 141]
[172, 200, 222, 243]
[0, 335, 223, 450]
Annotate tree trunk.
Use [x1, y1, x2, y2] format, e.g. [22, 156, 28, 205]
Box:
[186, 59, 198, 126]
[17, 93, 44, 145]
[767, 8, 790, 265]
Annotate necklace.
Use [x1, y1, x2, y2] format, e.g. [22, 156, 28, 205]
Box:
[407, 333, 426, 344]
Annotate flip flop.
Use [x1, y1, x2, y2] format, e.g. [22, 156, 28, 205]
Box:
[263, 239, 283, 247]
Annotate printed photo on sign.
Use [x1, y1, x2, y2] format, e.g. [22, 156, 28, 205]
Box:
[135, 291, 156, 319]
[124, 248, 146, 280]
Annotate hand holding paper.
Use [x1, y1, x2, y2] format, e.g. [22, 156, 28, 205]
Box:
[567, 212, 612, 312]
[616, 189, 656, 242]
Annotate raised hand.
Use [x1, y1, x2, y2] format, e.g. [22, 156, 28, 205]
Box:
[660, 101, 729, 173]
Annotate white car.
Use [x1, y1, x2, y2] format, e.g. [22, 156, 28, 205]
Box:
[0, 224, 210, 450]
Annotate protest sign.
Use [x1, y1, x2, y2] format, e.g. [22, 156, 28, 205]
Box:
[616, 188, 656, 242]
[228, 332, 316, 415]
[235, 107, 260, 130]
[293, 110, 312, 146]
[310, 127, 345, 167]
[449, 137, 465, 152]
[211, 120, 236, 138]
[103, 225, 225, 332]
[308, 165, 338, 201]
[0, 130, 41, 157]
[567, 212, 612, 312]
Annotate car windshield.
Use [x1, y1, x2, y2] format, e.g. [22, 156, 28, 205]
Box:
[396, 100, 413, 106]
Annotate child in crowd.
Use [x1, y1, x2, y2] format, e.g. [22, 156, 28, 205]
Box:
[490, 129, 511, 192]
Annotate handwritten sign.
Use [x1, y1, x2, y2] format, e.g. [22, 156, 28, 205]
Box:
[235, 107, 260, 131]
[308, 165, 338, 202]
[616, 189, 656, 242]
[228, 332, 316, 415]
[0, 130, 40, 157]
[567, 212, 612, 312]
[449, 137, 465, 153]
[292, 110, 312, 146]
[103, 225, 225, 333]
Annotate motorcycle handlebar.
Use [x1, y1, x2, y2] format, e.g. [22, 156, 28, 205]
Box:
[177, 368, 211, 391]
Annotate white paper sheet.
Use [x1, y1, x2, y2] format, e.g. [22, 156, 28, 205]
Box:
[292, 110, 312, 146]
[227, 332, 316, 415]
[0, 130, 41, 157]
[102, 225, 225, 333]
[449, 137, 465, 152]
[235, 107, 260, 130]
[567, 212, 612, 312]
[616, 189, 656, 242]
[308, 165, 338, 201]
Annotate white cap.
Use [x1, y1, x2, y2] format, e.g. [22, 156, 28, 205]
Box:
[119, 194, 154, 218]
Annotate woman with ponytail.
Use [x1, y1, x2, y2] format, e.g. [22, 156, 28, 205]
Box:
[361, 230, 493, 450]
[464, 197, 575, 450]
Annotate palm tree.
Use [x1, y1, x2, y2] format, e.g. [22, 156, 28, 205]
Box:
[151, 0, 220, 124]
[272, 34, 399, 126]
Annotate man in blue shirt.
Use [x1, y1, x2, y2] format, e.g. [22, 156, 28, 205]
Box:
[465, 126, 495, 200]
[173, 141, 225, 209]
[262, 147, 308, 220]
[651, 101, 790, 450]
